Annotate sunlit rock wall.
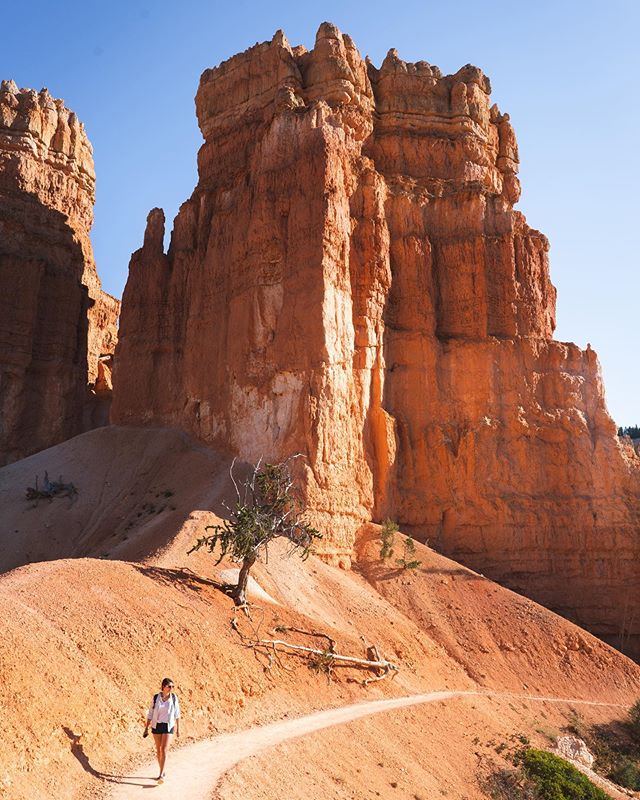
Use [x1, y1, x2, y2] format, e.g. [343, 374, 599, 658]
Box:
[112, 26, 640, 657]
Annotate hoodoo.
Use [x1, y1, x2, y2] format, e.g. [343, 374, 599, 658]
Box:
[112, 25, 640, 656]
[0, 81, 119, 466]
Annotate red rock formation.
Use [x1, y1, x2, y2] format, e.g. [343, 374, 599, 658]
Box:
[0, 80, 119, 464]
[112, 26, 640, 656]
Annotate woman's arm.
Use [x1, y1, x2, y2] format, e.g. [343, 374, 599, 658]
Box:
[174, 695, 181, 737]
[144, 696, 155, 733]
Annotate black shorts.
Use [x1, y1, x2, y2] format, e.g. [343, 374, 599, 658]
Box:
[152, 723, 174, 735]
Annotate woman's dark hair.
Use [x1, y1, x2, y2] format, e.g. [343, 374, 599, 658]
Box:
[161, 677, 174, 688]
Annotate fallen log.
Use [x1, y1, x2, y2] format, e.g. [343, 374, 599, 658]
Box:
[231, 611, 398, 684]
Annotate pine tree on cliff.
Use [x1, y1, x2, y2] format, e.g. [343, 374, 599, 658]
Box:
[188, 458, 320, 606]
[619, 425, 640, 438]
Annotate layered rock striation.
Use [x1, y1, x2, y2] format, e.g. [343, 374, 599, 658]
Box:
[112, 26, 640, 656]
[0, 81, 119, 464]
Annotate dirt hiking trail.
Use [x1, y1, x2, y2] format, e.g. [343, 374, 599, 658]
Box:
[104, 690, 628, 800]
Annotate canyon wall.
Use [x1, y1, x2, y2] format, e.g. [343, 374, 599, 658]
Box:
[0, 80, 119, 465]
[112, 26, 640, 656]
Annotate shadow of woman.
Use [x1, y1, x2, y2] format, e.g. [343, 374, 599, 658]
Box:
[62, 727, 157, 787]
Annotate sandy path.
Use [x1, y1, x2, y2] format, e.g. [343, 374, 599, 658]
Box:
[105, 690, 627, 799]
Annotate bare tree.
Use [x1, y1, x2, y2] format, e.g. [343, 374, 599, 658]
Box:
[189, 457, 320, 606]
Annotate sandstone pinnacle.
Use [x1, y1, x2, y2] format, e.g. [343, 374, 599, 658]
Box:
[0, 84, 120, 465]
[112, 27, 640, 657]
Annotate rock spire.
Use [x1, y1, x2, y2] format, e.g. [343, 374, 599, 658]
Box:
[112, 26, 640, 657]
[0, 82, 119, 464]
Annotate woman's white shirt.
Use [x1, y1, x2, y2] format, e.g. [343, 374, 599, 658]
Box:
[147, 693, 181, 728]
[156, 697, 171, 724]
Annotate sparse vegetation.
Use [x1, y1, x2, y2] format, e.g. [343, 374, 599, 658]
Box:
[565, 704, 640, 790]
[378, 520, 421, 570]
[483, 766, 537, 799]
[484, 749, 610, 800]
[123, 488, 177, 533]
[379, 518, 398, 560]
[396, 536, 421, 570]
[520, 748, 610, 799]
[535, 726, 559, 744]
[188, 457, 321, 606]
[566, 709, 588, 740]
[307, 649, 337, 681]
[629, 699, 640, 743]
[610, 758, 640, 790]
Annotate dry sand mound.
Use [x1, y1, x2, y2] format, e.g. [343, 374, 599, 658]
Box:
[0, 426, 232, 572]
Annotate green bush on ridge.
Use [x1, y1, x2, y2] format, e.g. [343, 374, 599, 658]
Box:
[379, 518, 398, 561]
[519, 749, 610, 800]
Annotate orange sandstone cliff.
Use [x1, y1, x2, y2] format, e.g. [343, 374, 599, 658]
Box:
[0, 80, 119, 465]
[112, 26, 640, 656]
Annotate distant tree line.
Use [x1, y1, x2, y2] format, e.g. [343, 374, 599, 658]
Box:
[618, 425, 640, 438]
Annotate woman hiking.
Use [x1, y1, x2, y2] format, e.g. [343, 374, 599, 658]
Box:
[144, 677, 181, 783]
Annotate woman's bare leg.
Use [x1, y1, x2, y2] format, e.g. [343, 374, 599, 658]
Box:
[152, 733, 162, 775]
[158, 734, 172, 776]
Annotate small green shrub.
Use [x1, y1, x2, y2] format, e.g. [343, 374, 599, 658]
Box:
[308, 649, 336, 683]
[566, 709, 588, 741]
[396, 536, 421, 570]
[379, 519, 398, 561]
[308, 649, 335, 672]
[578, 710, 640, 788]
[629, 699, 640, 743]
[482, 767, 537, 799]
[610, 757, 640, 790]
[520, 748, 610, 800]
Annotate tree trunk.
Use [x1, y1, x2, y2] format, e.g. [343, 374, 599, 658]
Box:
[232, 552, 257, 605]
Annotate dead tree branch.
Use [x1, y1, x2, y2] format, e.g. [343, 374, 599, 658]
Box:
[274, 625, 337, 653]
[231, 612, 398, 684]
[25, 471, 78, 505]
[249, 639, 396, 671]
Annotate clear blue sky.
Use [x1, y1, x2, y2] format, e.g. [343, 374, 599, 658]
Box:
[3, 0, 639, 425]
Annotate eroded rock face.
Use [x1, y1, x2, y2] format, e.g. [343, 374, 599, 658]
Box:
[0, 81, 119, 465]
[112, 26, 640, 656]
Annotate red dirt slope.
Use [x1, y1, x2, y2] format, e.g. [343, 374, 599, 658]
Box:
[1, 428, 638, 799]
[1, 543, 638, 798]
